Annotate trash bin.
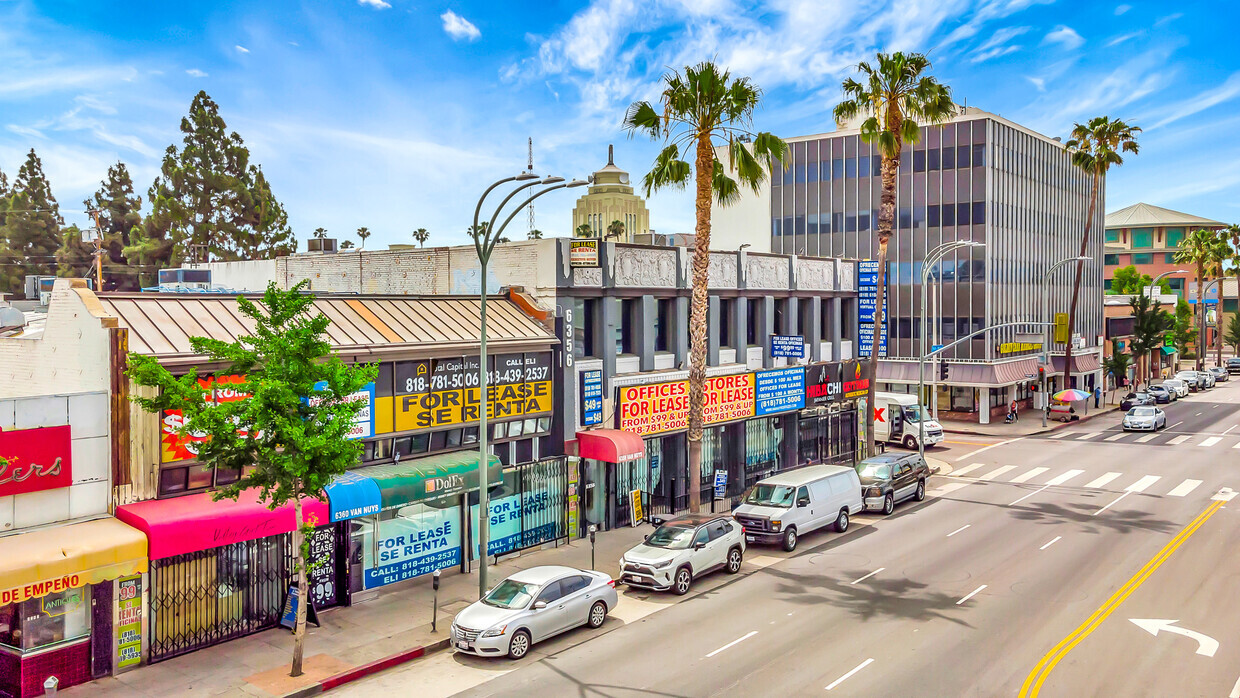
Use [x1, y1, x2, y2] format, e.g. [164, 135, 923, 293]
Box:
[44, 676, 59, 697]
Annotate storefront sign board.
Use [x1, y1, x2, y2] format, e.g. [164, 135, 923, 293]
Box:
[629, 490, 644, 527]
[0, 559, 147, 606]
[393, 352, 554, 432]
[308, 381, 376, 440]
[842, 360, 871, 399]
[363, 507, 461, 589]
[0, 424, 73, 497]
[115, 575, 143, 670]
[616, 374, 755, 437]
[570, 240, 600, 267]
[579, 369, 604, 427]
[161, 375, 250, 463]
[755, 367, 805, 416]
[805, 362, 844, 407]
[713, 470, 728, 499]
[769, 334, 805, 358]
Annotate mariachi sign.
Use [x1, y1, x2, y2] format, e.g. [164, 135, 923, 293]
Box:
[392, 352, 553, 432]
[617, 374, 755, 437]
[805, 362, 844, 407]
[0, 424, 73, 497]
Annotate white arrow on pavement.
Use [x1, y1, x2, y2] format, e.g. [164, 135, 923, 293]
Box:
[1130, 619, 1219, 657]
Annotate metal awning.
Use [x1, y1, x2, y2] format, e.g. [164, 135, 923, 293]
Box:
[333, 451, 503, 515]
[877, 358, 1039, 387]
[576, 429, 645, 462]
[1051, 353, 1102, 375]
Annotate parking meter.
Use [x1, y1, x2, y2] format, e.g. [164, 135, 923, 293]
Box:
[432, 569, 441, 633]
[588, 525, 597, 571]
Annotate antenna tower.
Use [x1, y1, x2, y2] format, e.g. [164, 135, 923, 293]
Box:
[526, 137, 535, 236]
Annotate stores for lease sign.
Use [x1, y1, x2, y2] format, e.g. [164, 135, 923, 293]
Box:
[617, 374, 755, 437]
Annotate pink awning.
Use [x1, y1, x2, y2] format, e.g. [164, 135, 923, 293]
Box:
[576, 429, 645, 463]
[116, 489, 330, 560]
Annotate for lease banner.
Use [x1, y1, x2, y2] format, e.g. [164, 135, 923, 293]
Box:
[617, 374, 755, 437]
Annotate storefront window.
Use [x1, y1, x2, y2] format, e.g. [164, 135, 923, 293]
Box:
[356, 500, 462, 591]
[0, 588, 92, 652]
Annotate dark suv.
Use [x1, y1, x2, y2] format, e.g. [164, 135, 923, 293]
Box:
[857, 453, 931, 515]
[1228, 358, 1240, 375]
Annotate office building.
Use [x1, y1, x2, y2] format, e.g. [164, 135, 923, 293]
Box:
[571, 146, 651, 242]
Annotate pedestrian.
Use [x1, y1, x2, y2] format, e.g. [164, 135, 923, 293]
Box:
[1009, 399, 1018, 422]
[1093, 385, 1102, 408]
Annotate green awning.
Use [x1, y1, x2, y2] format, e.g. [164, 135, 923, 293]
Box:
[1161, 346, 1177, 356]
[353, 451, 502, 511]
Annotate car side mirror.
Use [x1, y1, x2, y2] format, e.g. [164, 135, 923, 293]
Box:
[533, 601, 547, 610]
[797, 498, 809, 508]
[694, 542, 706, 550]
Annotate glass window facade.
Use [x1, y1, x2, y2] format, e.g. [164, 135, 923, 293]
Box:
[1131, 229, 1154, 247]
[1164, 228, 1185, 247]
[0, 588, 92, 652]
[1104, 229, 1121, 243]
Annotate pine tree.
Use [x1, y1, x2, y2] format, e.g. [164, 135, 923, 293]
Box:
[147, 91, 295, 264]
[0, 149, 64, 297]
[81, 163, 147, 290]
[55, 225, 96, 281]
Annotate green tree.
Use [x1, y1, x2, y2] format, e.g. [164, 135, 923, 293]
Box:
[356, 226, 371, 250]
[1225, 313, 1240, 356]
[1110, 265, 1169, 295]
[127, 282, 377, 677]
[86, 163, 147, 290]
[147, 91, 295, 264]
[340, 240, 355, 249]
[0, 149, 64, 297]
[1102, 341, 1131, 403]
[1174, 228, 1230, 369]
[1173, 298, 1197, 357]
[1061, 117, 1141, 389]
[1129, 293, 1173, 387]
[625, 61, 787, 511]
[527, 229, 543, 240]
[312, 227, 327, 240]
[832, 52, 954, 456]
[412, 228, 430, 247]
[55, 225, 95, 281]
[606, 220, 625, 240]
[575, 223, 593, 238]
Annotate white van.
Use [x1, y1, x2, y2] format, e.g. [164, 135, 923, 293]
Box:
[874, 392, 944, 449]
[732, 465, 864, 552]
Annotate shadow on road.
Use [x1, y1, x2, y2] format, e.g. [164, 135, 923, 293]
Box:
[1004, 495, 1177, 535]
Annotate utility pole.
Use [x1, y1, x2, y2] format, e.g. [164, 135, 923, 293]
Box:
[526, 138, 536, 238]
[89, 208, 104, 291]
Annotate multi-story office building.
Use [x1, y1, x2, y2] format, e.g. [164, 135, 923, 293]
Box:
[711, 107, 1106, 423]
[571, 146, 651, 243]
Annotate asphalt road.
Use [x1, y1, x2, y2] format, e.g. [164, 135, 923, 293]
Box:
[341, 377, 1240, 698]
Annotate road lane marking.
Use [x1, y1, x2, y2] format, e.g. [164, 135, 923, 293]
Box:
[1195, 412, 1202, 416]
[1129, 619, 1219, 657]
[1136, 433, 1159, 443]
[826, 658, 874, 691]
[1010, 467, 1050, 483]
[1083, 472, 1122, 489]
[1104, 433, 1128, 441]
[1020, 500, 1225, 697]
[1200, 437, 1222, 447]
[705, 631, 757, 658]
[929, 482, 971, 497]
[1010, 485, 1050, 507]
[1167, 479, 1202, 497]
[1224, 425, 1237, 435]
[978, 466, 1017, 481]
[1076, 432, 1101, 441]
[1046, 469, 1084, 486]
[1126, 475, 1161, 493]
[947, 524, 971, 537]
[1234, 442, 1240, 449]
[1093, 491, 1132, 515]
[1230, 673, 1240, 698]
[1169, 421, 1183, 430]
[1049, 431, 1071, 439]
[956, 585, 987, 605]
[956, 436, 1026, 462]
[951, 463, 987, 477]
[850, 568, 884, 585]
[1040, 536, 1062, 550]
[1167, 435, 1192, 445]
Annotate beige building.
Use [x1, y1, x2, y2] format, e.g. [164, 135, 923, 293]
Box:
[572, 145, 651, 242]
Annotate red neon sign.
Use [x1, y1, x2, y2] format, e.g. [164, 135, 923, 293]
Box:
[0, 425, 73, 497]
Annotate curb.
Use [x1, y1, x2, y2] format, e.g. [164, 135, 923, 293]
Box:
[942, 406, 1120, 437]
[281, 639, 451, 697]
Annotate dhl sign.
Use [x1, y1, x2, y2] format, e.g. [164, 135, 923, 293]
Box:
[391, 381, 553, 431]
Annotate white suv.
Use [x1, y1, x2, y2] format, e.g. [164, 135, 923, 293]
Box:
[619, 513, 745, 595]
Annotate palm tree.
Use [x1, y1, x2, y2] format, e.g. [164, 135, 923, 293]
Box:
[575, 223, 593, 238]
[312, 227, 327, 239]
[412, 228, 430, 247]
[832, 52, 955, 456]
[1174, 228, 1229, 370]
[1061, 117, 1141, 389]
[468, 221, 489, 242]
[1225, 223, 1240, 359]
[340, 240, 355, 250]
[527, 229, 543, 240]
[606, 220, 625, 240]
[1129, 293, 1172, 388]
[625, 61, 787, 513]
[1225, 314, 1240, 356]
[1102, 342, 1131, 403]
[356, 226, 371, 250]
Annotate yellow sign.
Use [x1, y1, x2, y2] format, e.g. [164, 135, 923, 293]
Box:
[393, 381, 553, 431]
[1000, 342, 1044, 354]
[1053, 313, 1069, 344]
[617, 374, 756, 437]
[0, 559, 148, 606]
[629, 489, 644, 527]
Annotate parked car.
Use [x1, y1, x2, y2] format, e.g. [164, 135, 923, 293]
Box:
[1174, 371, 1201, 391]
[1197, 370, 1216, 389]
[1210, 366, 1229, 382]
[1228, 357, 1240, 375]
[857, 452, 931, 514]
[451, 565, 618, 659]
[1146, 385, 1173, 404]
[1122, 405, 1167, 432]
[1120, 392, 1156, 411]
[1162, 379, 1189, 398]
[732, 465, 863, 552]
[619, 513, 744, 595]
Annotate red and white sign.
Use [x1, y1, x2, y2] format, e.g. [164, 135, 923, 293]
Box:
[161, 375, 252, 463]
[0, 424, 73, 497]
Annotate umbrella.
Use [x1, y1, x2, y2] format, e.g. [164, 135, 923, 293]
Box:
[1053, 388, 1091, 402]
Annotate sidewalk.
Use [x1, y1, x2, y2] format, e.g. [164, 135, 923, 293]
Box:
[65, 526, 649, 698]
[941, 403, 1121, 437]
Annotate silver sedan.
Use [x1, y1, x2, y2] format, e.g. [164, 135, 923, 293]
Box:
[1122, 406, 1166, 432]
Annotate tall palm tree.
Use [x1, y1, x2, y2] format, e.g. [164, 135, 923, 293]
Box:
[625, 61, 786, 512]
[606, 220, 625, 240]
[1225, 223, 1240, 359]
[356, 226, 371, 250]
[1061, 117, 1140, 389]
[1174, 228, 1229, 369]
[527, 229, 543, 240]
[412, 228, 430, 247]
[832, 52, 954, 456]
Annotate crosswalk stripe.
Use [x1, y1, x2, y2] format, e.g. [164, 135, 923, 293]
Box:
[978, 465, 1017, 481]
[1167, 479, 1202, 497]
[1126, 475, 1161, 493]
[1010, 467, 1050, 483]
[1104, 433, 1128, 441]
[1167, 435, 1192, 445]
[1046, 469, 1085, 486]
[951, 463, 987, 477]
[1200, 437, 1222, 447]
[1136, 433, 1160, 443]
[1049, 431, 1071, 439]
[929, 481, 971, 497]
[1084, 472, 1122, 489]
[1234, 441, 1240, 449]
[1076, 432, 1101, 441]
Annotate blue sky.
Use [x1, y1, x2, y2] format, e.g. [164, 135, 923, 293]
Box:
[1, 0, 1238, 250]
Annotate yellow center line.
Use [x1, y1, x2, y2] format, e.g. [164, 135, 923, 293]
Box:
[1019, 499, 1224, 697]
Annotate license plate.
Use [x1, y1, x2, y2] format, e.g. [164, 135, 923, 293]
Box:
[746, 535, 754, 542]
[457, 641, 470, 650]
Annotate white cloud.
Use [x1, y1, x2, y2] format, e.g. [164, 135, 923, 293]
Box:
[1155, 12, 1182, 26]
[441, 10, 481, 42]
[235, 45, 250, 54]
[0, 66, 139, 97]
[1043, 25, 1084, 50]
[970, 25, 1030, 62]
[1026, 76, 1046, 92]
[185, 68, 208, 78]
[1114, 4, 1131, 14]
[73, 94, 117, 114]
[1106, 31, 1142, 47]
[6, 124, 45, 139]
[1149, 72, 1240, 130]
[357, 0, 391, 9]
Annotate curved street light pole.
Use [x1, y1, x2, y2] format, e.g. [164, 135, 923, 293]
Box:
[1199, 277, 1223, 372]
[1146, 270, 1187, 383]
[473, 176, 587, 599]
[1041, 256, 1091, 426]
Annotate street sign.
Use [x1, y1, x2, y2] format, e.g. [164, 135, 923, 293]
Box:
[770, 334, 805, 358]
[931, 344, 944, 353]
[579, 369, 603, 427]
[713, 470, 728, 499]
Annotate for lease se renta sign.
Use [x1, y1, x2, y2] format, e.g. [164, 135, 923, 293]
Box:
[617, 374, 755, 437]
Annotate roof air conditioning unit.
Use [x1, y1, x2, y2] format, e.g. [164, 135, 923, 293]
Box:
[307, 238, 339, 254]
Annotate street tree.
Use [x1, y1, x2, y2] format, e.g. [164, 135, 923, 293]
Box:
[126, 281, 377, 678]
[312, 227, 328, 240]
[1173, 228, 1230, 369]
[55, 224, 95, 281]
[147, 91, 295, 263]
[527, 229, 543, 240]
[1226, 224, 1240, 328]
[606, 220, 625, 240]
[1172, 298, 1197, 358]
[1128, 293, 1173, 387]
[340, 240, 355, 249]
[1, 149, 64, 297]
[412, 228, 430, 247]
[88, 163, 147, 290]
[625, 61, 787, 511]
[1061, 116, 1141, 389]
[1225, 313, 1240, 356]
[832, 52, 955, 456]
[356, 226, 371, 250]
[1102, 342, 1131, 403]
[1110, 265, 1169, 295]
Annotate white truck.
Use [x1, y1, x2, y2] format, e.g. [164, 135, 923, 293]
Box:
[873, 392, 944, 450]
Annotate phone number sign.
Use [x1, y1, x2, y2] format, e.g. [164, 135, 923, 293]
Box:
[617, 374, 755, 437]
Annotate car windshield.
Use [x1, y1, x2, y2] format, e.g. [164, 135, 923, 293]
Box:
[859, 462, 892, 479]
[743, 484, 796, 507]
[1133, 393, 1149, 400]
[1129, 407, 1156, 417]
[903, 405, 924, 423]
[482, 579, 539, 609]
[644, 524, 697, 549]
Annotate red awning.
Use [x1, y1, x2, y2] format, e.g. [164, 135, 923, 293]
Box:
[576, 429, 645, 463]
[116, 489, 330, 560]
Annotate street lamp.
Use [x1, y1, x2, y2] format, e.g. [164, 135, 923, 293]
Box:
[1146, 270, 1186, 382]
[918, 240, 984, 462]
[471, 174, 587, 599]
[1040, 256, 1091, 427]
[1198, 278, 1223, 371]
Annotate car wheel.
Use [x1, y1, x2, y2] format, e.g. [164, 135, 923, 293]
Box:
[587, 601, 607, 629]
[507, 629, 531, 660]
[726, 546, 743, 574]
[834, 508, 850, 533]
[781, 526, 798, 552]
[883, 492, 895, 515]
[915, 479, 926, 502]
[672, 567, 692, 595]
[902, 434, 918, 449]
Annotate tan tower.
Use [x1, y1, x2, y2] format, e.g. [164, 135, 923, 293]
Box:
[571, 145, 651, 243]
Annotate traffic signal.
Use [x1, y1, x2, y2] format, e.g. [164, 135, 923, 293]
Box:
[1037, 366, 1046, 382]
[939, 362, 950, 381]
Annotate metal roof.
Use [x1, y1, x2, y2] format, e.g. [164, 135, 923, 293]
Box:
[98, 293, 556, 365]
[1105, 202, 1225, 229]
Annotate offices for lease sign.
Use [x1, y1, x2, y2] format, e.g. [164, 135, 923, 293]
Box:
[618, 374, 755, 437]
